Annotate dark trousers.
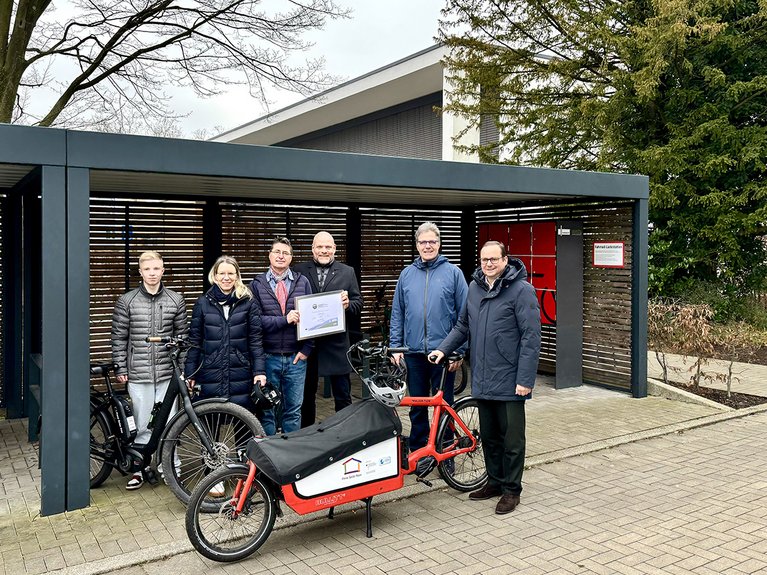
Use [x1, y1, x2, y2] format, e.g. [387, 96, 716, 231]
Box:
[477, 399, 526, 495]
[301, 353, 352, 428]
[405, 354, 455, 451]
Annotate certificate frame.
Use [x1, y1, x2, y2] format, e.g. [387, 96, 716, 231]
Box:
[295, 290, 346, 340]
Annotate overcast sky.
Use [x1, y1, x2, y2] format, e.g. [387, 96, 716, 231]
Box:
[177, 0, 444, 135]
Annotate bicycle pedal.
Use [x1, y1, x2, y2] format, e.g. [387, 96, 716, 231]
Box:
[416, 476, 433, 488]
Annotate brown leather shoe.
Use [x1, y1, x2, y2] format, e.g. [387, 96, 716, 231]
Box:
[468, 484, 502, 500]
[495, 493, 520, 514]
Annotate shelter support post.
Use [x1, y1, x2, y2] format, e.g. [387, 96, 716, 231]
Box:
[3, 184, 24, 420]
[555, 221, 583, 388]
[459, 208, 477, 285]
[65, 168, 91, 511]
[631, 198, 648, 398]
[202, 199, 223, 287]
[40, 166, 90, 515]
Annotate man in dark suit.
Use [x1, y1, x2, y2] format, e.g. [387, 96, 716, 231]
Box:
[294, 231, 363, 426]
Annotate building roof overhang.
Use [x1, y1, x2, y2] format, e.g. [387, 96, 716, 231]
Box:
[214, 45, 447, 146]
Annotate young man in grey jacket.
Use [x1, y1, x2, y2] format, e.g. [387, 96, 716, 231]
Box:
[430, 240, 541, 515]
[111, 250, 188, 490]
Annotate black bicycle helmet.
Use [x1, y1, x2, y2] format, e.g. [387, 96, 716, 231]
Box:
[251, 381, 281, 410]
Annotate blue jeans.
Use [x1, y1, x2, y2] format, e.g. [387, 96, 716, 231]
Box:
[261, 354, 307, 435]
[405, 354, 455, 451]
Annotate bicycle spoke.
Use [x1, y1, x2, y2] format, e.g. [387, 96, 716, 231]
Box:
[187, 468, 276, 560]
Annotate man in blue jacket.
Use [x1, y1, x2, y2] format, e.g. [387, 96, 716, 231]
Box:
[429, 240, 541, 515]
[389, 222, 468, 475]
[250, 237, 313, 435]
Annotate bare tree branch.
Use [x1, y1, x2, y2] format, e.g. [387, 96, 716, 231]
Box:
[1, 0, 350, 129]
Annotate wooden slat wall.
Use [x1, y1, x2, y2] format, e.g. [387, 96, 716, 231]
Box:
[221, 202, 464, 340]
[220, 203, 348, 283]
[359, 208, 463, 341]
[87, 197, 633, 389]
[477, 201, 634, 389]
[90, 198, 205, 364]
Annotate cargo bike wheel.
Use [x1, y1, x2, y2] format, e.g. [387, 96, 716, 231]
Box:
[185, 465, 277, 563]
[436, 397, 487, 492]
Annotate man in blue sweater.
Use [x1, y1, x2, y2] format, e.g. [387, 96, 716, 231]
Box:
[389, 222, 468, 475]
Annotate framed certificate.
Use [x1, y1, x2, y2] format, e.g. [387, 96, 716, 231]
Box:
[295, 290, 346, 340]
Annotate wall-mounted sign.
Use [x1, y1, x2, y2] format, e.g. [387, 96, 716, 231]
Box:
[593, 242, 624, 268]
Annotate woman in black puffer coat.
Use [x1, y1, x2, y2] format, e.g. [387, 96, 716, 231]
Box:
[185, 255, 266, 410]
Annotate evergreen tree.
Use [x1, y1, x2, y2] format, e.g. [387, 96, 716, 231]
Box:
[439, 0, 767, 305]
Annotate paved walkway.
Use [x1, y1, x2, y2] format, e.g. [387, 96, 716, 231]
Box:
[108, 409, 767, 575]
[2, 368, 767, 575]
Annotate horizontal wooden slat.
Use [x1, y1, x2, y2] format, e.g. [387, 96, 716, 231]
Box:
[89, 197, 205, 364]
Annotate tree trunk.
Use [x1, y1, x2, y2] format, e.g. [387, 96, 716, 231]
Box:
[0, 65, 23, 123]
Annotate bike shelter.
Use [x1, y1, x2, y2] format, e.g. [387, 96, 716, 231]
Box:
[0, 124, 648, 515]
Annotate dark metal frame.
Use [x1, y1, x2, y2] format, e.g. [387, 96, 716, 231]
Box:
[0, 124, 649, 516]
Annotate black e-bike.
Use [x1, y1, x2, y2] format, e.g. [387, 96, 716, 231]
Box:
[89, 336, 264, 506]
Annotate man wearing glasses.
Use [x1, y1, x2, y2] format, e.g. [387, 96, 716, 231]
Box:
[389, 222, 468, 476]
[294, 231, 363, 427]
[250, 237, 313, 434]
[429, 240, 541, 515]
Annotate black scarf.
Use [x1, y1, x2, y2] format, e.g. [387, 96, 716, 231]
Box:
[211, 284, 238, 306]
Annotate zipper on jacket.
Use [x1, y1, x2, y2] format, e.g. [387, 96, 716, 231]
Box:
[150, 297, 158, 384]
[422, 266, 430, 353]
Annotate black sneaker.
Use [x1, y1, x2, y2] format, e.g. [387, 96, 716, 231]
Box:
[415, 456, 436, 477]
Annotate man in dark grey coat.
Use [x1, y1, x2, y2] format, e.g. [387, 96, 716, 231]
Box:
[111, 250, 188, 490]
[294, 231, 363, 426]
[430, 240, 541, 515]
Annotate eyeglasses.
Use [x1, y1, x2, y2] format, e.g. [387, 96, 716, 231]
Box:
[271, 250, 292, 257]
[417, 240, 439, 246]
[480, 257, 504, 265]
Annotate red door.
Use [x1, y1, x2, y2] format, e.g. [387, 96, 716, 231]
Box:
[477, 222, 556, 325]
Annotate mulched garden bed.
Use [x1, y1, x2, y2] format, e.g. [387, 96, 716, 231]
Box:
[662, 379, 767, 409]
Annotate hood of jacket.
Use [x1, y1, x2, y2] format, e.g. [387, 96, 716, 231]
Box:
[471, 257, 527, 291]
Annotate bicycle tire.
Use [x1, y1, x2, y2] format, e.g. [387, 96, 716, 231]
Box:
[161, 402, 264, 508]
[89, 408, 114, 488]
[185, 465, 276, 563]
[436, 397, 487, 492]
[453, 361, 470, 396]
